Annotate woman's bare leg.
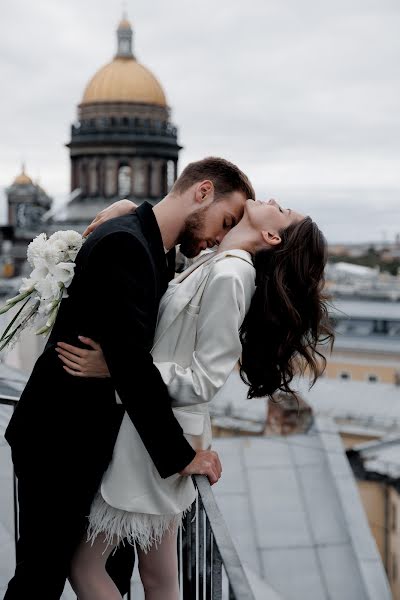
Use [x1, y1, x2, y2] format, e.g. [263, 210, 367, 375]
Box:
[69, 535, 122, 600]
[137, 528, 179, 600]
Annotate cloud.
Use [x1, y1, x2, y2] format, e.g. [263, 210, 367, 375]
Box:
[0, 0, 399, 242]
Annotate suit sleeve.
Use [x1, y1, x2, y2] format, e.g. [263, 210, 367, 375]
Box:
[87, 231, 196, 478]
[155, 258, 256, 406]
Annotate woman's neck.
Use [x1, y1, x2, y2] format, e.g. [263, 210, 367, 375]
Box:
[217, 226, 257, 255]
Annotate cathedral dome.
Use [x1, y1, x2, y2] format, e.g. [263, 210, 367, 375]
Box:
[12, 167, 33, 186]
[118, 18, 131, 30]
[80, 17, 167, 107]
[81, 58, 167, 106]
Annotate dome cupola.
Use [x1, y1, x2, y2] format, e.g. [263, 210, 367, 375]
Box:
[67, 13, 180, 212]
[80, 16, 166, 108]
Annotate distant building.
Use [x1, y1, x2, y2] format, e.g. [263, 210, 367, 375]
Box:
[4, 166, 52, 275]
[325, 261, 400, 301]
[348, 437, 400, 600]
[55, 15, 181, 230]
[324, 299, 400, 385]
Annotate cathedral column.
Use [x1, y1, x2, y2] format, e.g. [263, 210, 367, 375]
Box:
[89, 159, 98, 196]
[146, 159, 152, 198]
[112, 159, 119, 197]
[150, 159, 162, 198]
[71, 158, 79, 191]
[97, 159, 104, 197]
[130, 159, 135, 196]
[133, 158, 146, 196]
[161, 161, 168, 196]
[105, 158, 117, 197]
[79, 160, 89, 196]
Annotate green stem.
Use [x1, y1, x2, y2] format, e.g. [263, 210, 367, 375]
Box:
[0, 297, 32, 343]
[0, 287, 35, 314]
[0, 300, 40, 352]
[35, 290, 63, 336]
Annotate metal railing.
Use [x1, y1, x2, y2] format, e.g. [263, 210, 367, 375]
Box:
[0, 394, 19, 559]
[0, 395, 254, 600]
[178, 475, 255, 599]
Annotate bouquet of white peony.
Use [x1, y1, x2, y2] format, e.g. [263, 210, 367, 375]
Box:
[0, 230, 84, 351]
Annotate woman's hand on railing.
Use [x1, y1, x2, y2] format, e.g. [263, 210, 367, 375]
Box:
[56, 337, 111, 378]
[179, 449, 222, 485]
[83, 199, 138, 237]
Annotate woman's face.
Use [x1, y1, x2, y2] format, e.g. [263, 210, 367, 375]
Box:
[245, 198, 304, 239]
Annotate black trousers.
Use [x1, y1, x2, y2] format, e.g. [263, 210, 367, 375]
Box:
[4, 453, 135, 599]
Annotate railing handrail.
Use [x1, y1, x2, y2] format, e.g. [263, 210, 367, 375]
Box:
[194, 474, 255, 599]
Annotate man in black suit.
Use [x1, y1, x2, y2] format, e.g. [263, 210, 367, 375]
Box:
[4, 157, 255, 599]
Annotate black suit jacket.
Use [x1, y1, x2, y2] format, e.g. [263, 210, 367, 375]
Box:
[5, 202, 196, 480]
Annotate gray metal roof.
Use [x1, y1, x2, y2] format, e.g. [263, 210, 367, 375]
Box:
[210, 369, 267, 425]
[351, 436, 400, 480]
[330, 299, 400, 321]
[212, 416, 391, 600]
[296, 378, 400, 434]
[211, 370, 400, 435]
[332, 334, 400, 354]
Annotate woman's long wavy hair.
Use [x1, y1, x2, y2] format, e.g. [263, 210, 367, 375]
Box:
[239, 217, 334, 399]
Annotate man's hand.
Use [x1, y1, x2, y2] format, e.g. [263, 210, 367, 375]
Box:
[83, 199, 138, 237]
[179, 450, 222, 485]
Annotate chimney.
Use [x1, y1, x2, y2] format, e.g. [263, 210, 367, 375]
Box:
[265, 392, 314, 435]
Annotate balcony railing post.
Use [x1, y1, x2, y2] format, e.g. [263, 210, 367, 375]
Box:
[205, 522, 213, 599]
[181, 502, 196, 597]
[198, 495, 205, 599]
[191, 497, 197, 594]
[212, 541, 223, 599]
[11, 403, 19, 557]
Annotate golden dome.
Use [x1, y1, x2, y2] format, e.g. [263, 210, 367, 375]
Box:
[118, 18, 132, 30]
[13, 167, 33, 186]
[81, 57, 167, 106]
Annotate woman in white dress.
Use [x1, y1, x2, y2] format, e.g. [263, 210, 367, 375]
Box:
[57, 198, 333, 600]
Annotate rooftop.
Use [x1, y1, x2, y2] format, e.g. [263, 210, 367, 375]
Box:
[332, 333, 400, 355]
[212, 370, 400, 439]
[349, 436, 400, 481]
[330, 299, 400, 321]
[212, 416, 391, 600]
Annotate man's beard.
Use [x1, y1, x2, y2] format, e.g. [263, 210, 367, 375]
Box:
[178, 206, 209, 258]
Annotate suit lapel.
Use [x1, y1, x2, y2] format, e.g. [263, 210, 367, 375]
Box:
[135, 202, 169, 296]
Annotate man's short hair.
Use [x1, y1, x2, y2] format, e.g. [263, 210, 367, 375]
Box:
[172, 157, 255, 201]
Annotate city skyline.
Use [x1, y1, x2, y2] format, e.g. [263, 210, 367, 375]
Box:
[0, 0, 399, 243]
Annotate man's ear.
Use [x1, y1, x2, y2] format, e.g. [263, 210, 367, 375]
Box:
[261, 230, 281, 246]
[194, 180, 214, 205]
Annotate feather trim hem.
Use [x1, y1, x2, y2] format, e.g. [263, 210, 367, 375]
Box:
[87, 492, 191, 553]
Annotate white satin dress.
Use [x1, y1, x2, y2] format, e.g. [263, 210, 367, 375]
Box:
[87, 249, 256, 551]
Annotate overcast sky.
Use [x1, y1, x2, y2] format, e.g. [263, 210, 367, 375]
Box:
[1, 0, 399, 243]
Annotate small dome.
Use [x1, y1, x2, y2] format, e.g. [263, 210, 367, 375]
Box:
[118, 18, 132, 30]
[13, 167, 33, 186]
[81, 57, 167, 106]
